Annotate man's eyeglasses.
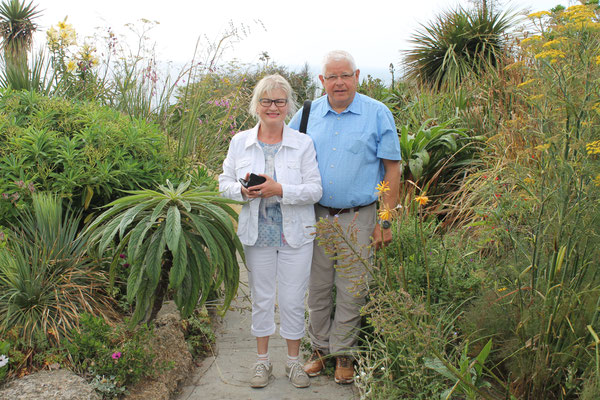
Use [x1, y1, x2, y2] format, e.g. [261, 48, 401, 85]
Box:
[323, 72, 356, 81]
[259, 98, 288, 107]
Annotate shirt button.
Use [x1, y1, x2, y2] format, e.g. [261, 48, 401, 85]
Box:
[329, 181, 333, 184]
[329, 196, 333, 199]
[332, 148, 336, 151]
[337, 117, 340, 120]
[335, 132, 339, 135]
[330, 165, 334, 168]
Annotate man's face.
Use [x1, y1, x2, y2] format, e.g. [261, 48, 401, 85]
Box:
[319, 59, 359, 112]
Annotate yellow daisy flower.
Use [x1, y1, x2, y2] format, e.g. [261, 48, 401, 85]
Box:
[376, 181, 390, 194]
[415, 195, 429, 206]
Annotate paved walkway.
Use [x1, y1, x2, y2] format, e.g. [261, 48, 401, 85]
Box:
[176, 267, 358, 400]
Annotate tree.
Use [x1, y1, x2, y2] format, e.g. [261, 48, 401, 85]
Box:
[0, 0, 40, 69]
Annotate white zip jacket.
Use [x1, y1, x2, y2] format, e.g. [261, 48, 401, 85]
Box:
[219, 123, 322, 248]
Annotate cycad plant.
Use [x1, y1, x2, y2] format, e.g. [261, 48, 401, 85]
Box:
[405, 6, 516, 89]
[0, 192, 117, 347]
[86, 180, 243, 324]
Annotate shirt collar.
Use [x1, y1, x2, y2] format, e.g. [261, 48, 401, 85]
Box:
[244, 123, 300, 149]
[321, 93, 362, 117]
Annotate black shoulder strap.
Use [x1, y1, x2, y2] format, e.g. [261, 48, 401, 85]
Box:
[299, 100, 312, 134]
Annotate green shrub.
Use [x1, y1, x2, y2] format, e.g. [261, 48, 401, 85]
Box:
[0, 89, 181, 226]
[0, 193, 118, 348]
[67, 313, 161, 397]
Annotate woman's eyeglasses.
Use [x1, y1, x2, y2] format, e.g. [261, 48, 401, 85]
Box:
[259, 98, 288, 107]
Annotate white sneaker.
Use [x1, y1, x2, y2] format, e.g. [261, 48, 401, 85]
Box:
[250, 362, 272, 388]
[286, 360, 310, 388]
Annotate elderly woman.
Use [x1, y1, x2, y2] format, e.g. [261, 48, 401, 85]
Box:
[219, 74, 322, 389]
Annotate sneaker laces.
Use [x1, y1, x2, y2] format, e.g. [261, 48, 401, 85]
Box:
[253, 362, 269, 377]
[287, 361, 305, 380]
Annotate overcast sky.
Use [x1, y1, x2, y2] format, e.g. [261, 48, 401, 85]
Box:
[34, 0, 570, 81]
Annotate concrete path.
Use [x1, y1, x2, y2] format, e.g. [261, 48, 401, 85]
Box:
[176, 267, 358, 400]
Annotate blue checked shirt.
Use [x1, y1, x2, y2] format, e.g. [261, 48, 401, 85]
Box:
[289, 93, 401, 209]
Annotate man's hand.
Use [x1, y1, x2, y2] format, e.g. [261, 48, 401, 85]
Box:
[371, 224, 392, 250]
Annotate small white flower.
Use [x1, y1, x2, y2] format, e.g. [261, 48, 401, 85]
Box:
[380, 366, 385, 371]
[0, 354, 9, 368]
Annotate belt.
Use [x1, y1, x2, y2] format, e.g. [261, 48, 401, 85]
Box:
[318, 202, 375, 216]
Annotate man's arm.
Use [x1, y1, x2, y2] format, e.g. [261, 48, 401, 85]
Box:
[372, 159, 401, 249]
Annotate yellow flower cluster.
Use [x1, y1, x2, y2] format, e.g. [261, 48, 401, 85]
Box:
[593, 174, 600, 187]
[535, 49, 566, 62]
[542, 39, 562, 48]
[586, 140, 600, 155]
[47, 19, 77, 49]
[563, 5, 596, 23]
[520, 35, 542, 46]
[517, 79, 535, 88]
[535, 143, 551, 151]
[528, 11, 551, 19]
[592, 102, 600, 114]
[378, 208, 391, 221]
[415, 195, 429, 206]
[528, 94, 544, 101]
[596, 55, 600, 65]
[78, 44, 99, 67]
[376, 181, 390, 194]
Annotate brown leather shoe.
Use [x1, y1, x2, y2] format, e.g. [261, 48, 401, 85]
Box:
[334, 356, 354, 384]
[303, 349, 326, 377]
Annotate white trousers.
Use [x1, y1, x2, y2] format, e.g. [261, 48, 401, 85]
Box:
[244, 242, 312, 340]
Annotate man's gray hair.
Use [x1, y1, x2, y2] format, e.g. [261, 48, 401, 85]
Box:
[249, 74, 297, 119]
[321, 50, 357, 75]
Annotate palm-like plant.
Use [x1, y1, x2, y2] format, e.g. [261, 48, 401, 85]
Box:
[0, 193, 118, 346]
[404, 7, 516, 89]
[86, 180, 243, 324]
[0, 0, 40, 68]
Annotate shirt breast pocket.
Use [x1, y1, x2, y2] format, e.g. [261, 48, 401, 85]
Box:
[346, 139, 363, 154]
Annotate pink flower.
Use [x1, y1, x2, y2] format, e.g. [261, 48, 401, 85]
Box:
[112, 352, 122, 360]
[119, 253, 126, 259]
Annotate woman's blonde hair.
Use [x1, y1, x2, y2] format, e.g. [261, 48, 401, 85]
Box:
[249, 74, 297, 119]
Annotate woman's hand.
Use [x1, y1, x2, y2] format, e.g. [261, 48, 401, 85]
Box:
[246, 174, 282, 199]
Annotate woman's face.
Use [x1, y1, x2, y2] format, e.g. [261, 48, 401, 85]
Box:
[257, 88, 288, 127]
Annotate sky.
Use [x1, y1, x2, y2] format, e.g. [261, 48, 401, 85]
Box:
[34, 0, 572, 82]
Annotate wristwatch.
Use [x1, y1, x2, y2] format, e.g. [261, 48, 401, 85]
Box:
[379, 220, 392, 229]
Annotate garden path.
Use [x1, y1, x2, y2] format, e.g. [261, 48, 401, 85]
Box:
[176, 266, 358, 400]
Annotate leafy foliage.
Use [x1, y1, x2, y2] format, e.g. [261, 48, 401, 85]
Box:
[67, 313, 161, 397]
[0, 192, 118, 348]
[0, 89, 181, 225]
[86, 180, 243, 325]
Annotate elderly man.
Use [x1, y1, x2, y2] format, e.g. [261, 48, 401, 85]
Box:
[289, 50, 401, 384]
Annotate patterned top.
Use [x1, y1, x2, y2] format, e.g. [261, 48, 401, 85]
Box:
[255, 141, 286, 247]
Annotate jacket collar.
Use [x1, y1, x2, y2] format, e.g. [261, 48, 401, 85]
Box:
[244, 123, 301, 150]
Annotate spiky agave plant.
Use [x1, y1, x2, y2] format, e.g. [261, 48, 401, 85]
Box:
[404, 6, 517, 90]
[86, 180, 243, 324]
[0, 192, 118, 346]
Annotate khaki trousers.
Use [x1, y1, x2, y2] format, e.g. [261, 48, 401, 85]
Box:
[307, 203, 376, 356]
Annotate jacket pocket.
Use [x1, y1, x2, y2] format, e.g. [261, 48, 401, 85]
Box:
[235, 158, 252, 178]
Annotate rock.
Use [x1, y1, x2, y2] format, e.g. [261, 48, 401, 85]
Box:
[0, 369, 100, 400]
[125, 301, 194, 400]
